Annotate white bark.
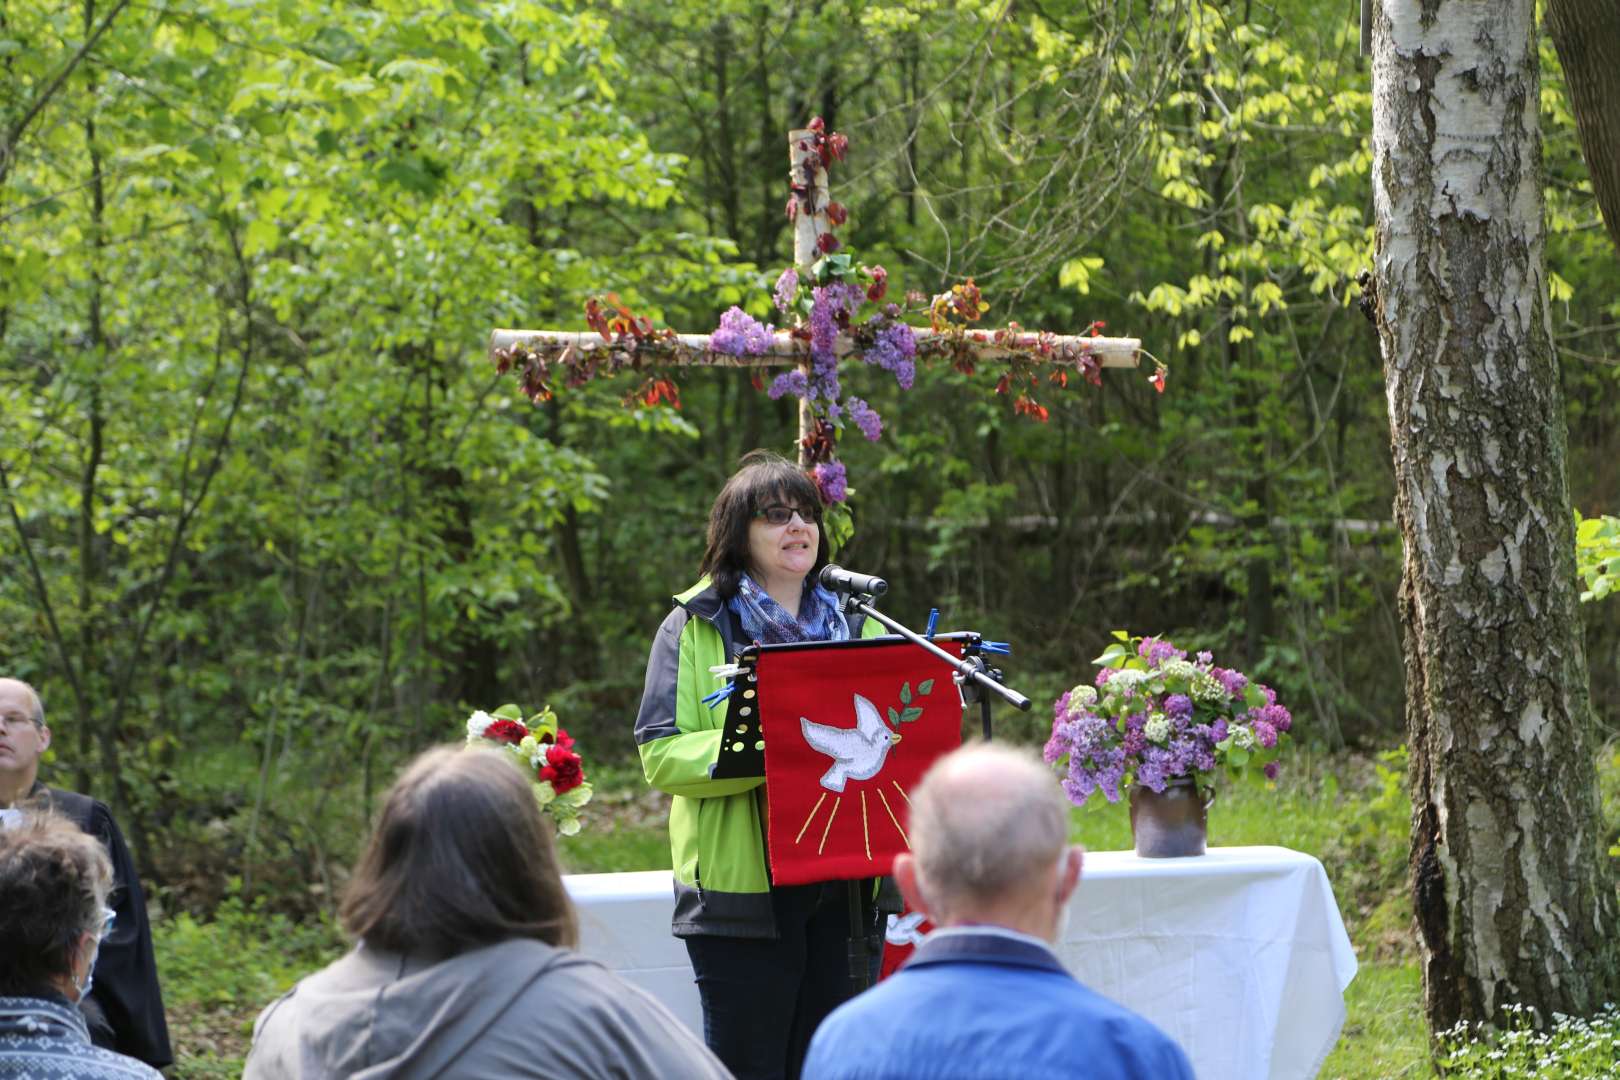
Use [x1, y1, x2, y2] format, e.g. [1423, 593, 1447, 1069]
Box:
[1372, 0, 1620, 1031]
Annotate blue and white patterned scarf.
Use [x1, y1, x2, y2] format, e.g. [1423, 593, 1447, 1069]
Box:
[729, 572, 850, 645]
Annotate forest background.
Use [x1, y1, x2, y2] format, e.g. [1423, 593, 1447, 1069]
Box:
[3, 0, 1619, 1075]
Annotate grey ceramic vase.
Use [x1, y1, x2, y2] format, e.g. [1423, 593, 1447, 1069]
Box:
[1128, 776, 1211, 857]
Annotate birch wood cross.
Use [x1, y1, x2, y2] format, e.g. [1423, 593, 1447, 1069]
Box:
[489, 124, 1145, 466]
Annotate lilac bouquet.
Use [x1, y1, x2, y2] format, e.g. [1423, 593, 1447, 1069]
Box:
[1043, 633, 1293, 807]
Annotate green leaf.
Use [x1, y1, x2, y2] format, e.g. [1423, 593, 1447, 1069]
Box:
[492, 704, 523, 720]
[1093, 643, 1129, 666]
[888, 706, 901, 727]
[900, 706, 923, 723]
[1244, 683, 1267, 709]
[918, 679, 934, 696]
[1227, 748, 1251, 768]
[900, 682, 913, 705]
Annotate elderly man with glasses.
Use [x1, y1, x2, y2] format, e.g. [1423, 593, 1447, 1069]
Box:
[0, 678, 172, 1072]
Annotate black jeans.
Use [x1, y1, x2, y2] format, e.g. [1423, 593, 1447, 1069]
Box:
[684, 881, 863, 1080]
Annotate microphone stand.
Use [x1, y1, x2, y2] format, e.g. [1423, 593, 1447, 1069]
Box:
[837, 592, 1032, 714]
[831, 588, 1031, 992]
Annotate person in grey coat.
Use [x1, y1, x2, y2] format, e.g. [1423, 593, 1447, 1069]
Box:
[244, 746, 730, 1080]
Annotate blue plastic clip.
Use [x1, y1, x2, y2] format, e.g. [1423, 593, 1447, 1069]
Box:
[980, 640, 1011, 655]
[701, 683, 737, 709]
[925, 608, 939, 639]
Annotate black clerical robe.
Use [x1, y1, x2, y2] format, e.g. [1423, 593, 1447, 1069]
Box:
[26, 782, 173, 1070]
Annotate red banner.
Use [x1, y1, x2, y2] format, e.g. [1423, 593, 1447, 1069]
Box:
[758, 638, 965, 885]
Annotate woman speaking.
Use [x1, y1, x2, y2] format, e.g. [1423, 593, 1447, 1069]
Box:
[634, 449, 881, 1079]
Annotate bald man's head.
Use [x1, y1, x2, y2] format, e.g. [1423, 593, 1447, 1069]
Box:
[0, 680, 44, 727]
[905, 742, 1072, 918]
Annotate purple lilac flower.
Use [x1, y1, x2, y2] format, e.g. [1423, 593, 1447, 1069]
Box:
[1211, 718, 1229, 743]
[773, 267, 799, 315]
[1196, 650, 1213, 665]
[1122, 729, 1146, 755]
[1213, 667, 1248, 699]
[809, 287, 842, 402]
[847, 397, 883, 441]
[1260, 703, 1292, 733]
[710, 306, 774, 356]
[1263, 761, 1280, 781]
[1138, 636, 1186, 665]
[813, 460, 848, 503]
[1261, 685, 1278, 707]
[768, 370, 808, 400]
[1165, 694, 1193, 721]
[1253, 720, 1278, 749]
[861, 318, 918, 389]
[1094, 667, 1116, 689]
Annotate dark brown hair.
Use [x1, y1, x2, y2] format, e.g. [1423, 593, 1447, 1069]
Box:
[699, 449, 829, 597]
[0, 812, 111, 995]
[340, 746, 578, 956]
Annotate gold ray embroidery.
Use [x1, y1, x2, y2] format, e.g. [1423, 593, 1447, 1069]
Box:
[796, 792, 828, 845]
[876, 787, 909, 848]
[892, 781, 911, 806]
[860, 791, 871, 861]
[818, 796, 842, 855]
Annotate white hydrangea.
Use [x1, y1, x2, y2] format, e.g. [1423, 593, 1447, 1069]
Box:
[466, 710, 496, 741]
[1066, 685, 1100, 716]
[1144, 713, 1171, 744]
[1104, 669, 1152, 694]
[1190, 671, 1225, 702]
[1160, 659, 1198, 681]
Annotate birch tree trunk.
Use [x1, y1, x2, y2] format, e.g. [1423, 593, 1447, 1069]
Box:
[1545, 0, 1620, 256]
[1370, 0, 1620, 1032]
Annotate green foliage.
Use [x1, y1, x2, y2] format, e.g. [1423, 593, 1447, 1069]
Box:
[156, 897, 345, 1079]
[1576, 513, 1620, 603]
[1437, 1004, 1620, 1078]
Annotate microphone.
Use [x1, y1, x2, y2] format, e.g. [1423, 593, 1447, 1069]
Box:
[819, 563, 888, 597]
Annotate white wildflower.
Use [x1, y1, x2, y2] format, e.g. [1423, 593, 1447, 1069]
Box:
[1144, 713, 1171, 744]
[466, 710, 497, 741]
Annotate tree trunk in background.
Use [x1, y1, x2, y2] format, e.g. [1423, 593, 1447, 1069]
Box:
[1545, 0, 1620, 256]
[1371, 0, 1620, 1032]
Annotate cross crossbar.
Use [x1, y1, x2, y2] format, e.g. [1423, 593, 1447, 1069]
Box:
[486, 328, 1141, 369]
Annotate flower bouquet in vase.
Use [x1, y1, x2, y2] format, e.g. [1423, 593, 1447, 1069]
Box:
[1043, 633, 1293, 857]
[465, 704, 592, 835]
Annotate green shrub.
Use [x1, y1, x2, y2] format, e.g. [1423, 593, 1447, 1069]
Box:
[1437, 1003, 1620, 1078]
[157, 896, 345, 1079]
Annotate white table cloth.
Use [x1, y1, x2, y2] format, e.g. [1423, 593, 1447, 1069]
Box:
[564, 845, 1356, 1080]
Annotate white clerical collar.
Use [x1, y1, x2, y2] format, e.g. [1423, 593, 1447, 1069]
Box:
[923, 922, 1058, 956]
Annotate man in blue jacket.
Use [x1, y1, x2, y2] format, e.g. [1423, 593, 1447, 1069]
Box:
[802, 742, 1194, 1080]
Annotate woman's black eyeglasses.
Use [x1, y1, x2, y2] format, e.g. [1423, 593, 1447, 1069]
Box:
[754, 504, 818, 526]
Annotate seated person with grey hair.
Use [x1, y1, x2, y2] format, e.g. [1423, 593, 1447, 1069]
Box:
[0, 677, 170, 1069]
[245, 745, 730, 1080]
[803, 742, 1195, 1080]
[0, 813, 162, 1079]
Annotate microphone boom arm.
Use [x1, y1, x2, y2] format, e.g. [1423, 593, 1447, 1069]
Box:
[842, 595, 1032, 712]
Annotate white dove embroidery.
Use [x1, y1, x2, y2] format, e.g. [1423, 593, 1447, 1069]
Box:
[800, 693, 902, 793]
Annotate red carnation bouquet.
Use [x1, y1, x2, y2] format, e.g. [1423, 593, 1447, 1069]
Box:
[465, 704, 591, 835]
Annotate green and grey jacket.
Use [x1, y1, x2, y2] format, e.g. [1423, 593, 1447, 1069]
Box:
[634, 578, 878, 938]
